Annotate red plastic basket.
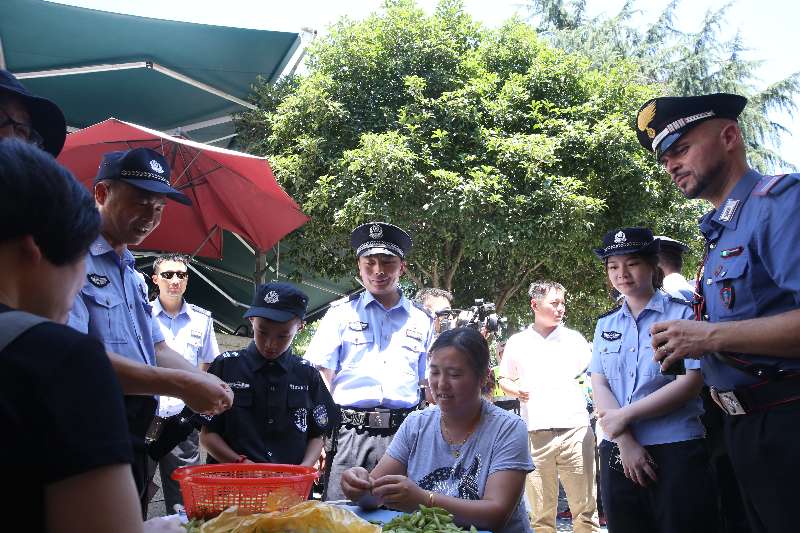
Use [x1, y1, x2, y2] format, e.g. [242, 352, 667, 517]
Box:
[172, 463, 319, 519]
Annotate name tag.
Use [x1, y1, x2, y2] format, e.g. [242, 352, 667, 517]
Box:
[405, 328, 422, 341]
[289, 383, 309, 391]
[228, 381, 250, 390]
[191, 329, 203, 338]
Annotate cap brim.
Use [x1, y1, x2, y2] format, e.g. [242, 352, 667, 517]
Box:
[119, 178, 192, 206]
[359, 247, 401, 258]
[26, 95, 66, 157]
[243, 307, 299, 322]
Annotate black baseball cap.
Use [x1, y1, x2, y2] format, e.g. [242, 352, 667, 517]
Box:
[594, 227, 660, 259]
[244, 282, 309, 322]
[0, 69, 66, 157]
[94, 147, 191, 205]
[636, 93, 747, 158]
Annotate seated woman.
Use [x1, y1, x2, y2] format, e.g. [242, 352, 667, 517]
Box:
[0, 139, 179, 533]
[589, 227, 717, 533]
[341, 328, 533, 533]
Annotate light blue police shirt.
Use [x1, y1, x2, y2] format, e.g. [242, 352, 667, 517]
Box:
[152, 298, 220, 416]
[304, 289, 434, 409]
[67, 236, 164, 366]
[589, 290, 705, 446]
[697, 171, 800, 389]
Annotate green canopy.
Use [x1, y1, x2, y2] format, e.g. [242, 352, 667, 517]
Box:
[2, 0, 360, 322]
[1, 0, 300, 144]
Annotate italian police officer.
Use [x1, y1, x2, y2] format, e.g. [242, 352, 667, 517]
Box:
[637, 93, 800, 533]
[67, 147, 231, 514]
[305, 222, 435, 501]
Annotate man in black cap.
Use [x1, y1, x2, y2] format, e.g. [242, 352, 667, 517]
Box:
[305, 222, 435, 500]
[200, 282, 338, 467]
[0, 69, 66, 156]
[66, 147, 232, 513]
[654, 236, 694, 300]
[0, 69, 233, 419]
[638, 93, 800, 533]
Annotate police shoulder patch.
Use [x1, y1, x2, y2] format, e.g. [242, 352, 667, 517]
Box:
[596, 305, 622, 320]
[331, 292, 361, 307]
[753, 173, 800, 197]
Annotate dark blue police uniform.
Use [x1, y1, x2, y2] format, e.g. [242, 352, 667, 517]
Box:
[637, 93, 800, 533]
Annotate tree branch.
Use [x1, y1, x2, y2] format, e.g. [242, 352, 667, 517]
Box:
[443, 240, 465, 291]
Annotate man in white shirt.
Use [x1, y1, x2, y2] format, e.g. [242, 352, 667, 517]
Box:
[499, 281, 599, 533]
[655, 236, 694, 300]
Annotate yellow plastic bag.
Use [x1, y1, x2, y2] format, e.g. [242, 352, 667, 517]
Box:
[198, 501, 381, 533]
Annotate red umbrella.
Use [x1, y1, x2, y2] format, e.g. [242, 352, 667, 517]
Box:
[58, 118, 309, 258]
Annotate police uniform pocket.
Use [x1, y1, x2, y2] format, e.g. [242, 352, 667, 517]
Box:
[342, 329, 372, 346]
[711, 254, 748, 318]
[599, 341, 622, 380]
[82, 287, 127, 344]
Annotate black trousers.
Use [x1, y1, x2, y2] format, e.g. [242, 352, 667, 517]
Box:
[724, 400, 800, 533]
[599, 438, 718, 533]
[124, 396, 157, 517]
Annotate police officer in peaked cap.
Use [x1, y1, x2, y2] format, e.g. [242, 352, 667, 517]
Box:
[304, 222, 434, 501]
[637, 93, 800, 533]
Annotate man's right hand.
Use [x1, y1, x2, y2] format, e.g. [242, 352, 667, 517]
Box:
[180, 371, 233, 415]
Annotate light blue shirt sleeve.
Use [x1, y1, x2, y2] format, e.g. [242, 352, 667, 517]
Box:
[198, 316, 220, 364]
[305, 306, 343, 371]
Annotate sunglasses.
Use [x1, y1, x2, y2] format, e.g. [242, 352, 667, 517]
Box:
[159, 271, 189, 280]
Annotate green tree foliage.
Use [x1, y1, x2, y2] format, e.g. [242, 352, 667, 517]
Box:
[236, 0, 704, 335]
[527, 0, 800, 171]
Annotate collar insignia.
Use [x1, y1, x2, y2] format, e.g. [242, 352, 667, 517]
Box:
[718, 199, 740, 223]
[87, 273, 110, 288]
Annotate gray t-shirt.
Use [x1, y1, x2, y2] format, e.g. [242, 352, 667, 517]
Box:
[387, 400, 533, 533]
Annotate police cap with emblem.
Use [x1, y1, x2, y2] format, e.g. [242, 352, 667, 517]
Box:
[244, 282, 309, 322]
[94, 147, 191, 205]
[0, 69, 66, 157]
[594, 227, 660, 259]
[350, 222, 412, 259]
[654, 235, 689, 254]
[636, 93, 747, 158]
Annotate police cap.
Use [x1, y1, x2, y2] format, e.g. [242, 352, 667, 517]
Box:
[636, 93, 747, 158]
[244, 282, 309, 322]
[350, 222, 412, 259]
[594, 227, 660, 260]
[94, 147, 191, 205]
[654, 235, 689, 254]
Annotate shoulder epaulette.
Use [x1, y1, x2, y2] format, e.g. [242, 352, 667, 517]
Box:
[188, 303, 211, 316]
[596, 305, 622, 320]
[411, 300, 435, 319]
[753, 173, 799, 197]
[330, 292, 360, 307]
[667, 295, 691, 306]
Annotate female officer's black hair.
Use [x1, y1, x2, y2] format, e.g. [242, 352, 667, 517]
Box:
[430, 327, 490, 378]
[0, 138, 100, 265]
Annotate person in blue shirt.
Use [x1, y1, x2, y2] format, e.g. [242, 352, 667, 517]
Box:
[637, 93, 800, 533]
[149, 253, 220, 513]
[589, 227, 717, 533]
[66, 147, 232, 513]
[305, 222, 435, 501]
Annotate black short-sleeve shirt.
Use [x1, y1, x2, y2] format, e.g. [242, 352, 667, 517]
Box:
[204, 342, 340, 464]
[0, 305, 133, 532]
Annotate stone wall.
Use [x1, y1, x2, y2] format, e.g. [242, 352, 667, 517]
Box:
[217, 332, 250, 353]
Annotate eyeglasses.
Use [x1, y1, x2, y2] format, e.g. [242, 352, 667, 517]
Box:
[0, 109, 44, 148]
[159, 271, 189, 280]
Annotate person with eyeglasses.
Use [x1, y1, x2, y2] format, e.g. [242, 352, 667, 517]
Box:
[0, 69, 65, 156]
[149, 254, 219, 514]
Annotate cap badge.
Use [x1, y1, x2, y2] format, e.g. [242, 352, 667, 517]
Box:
[614, 231, 627, 244]
[263, 290, 280, 304]
[369, 224, 383, 239]
[637, 101, 657, 139]
[149, 160, 165, 174]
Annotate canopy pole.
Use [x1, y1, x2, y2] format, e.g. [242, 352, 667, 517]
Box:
[255, 251, 268, 285]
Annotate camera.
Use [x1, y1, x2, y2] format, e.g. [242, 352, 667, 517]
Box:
[437, 298, 507, 335]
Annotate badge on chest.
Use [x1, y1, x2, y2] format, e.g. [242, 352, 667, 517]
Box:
[405, 328, 423, 341]
[601, 331, 622, 341]
[87, 273, 110, 288]
[348, 321, 369, 331]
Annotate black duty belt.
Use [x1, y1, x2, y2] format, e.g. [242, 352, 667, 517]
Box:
[340, 407, 413, 430]
[711, 373, 800, 416]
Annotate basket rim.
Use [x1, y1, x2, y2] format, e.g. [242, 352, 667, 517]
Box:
[172, 463, 319, 485]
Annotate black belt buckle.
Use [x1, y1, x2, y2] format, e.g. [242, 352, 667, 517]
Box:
[368, 408, 391, 429]
[710, 387, 747, 416]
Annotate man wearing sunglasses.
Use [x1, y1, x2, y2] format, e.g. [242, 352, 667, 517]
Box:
[149, 254, 219, 513]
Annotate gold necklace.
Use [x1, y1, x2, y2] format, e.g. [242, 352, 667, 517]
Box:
[441, 410, 482, 458]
